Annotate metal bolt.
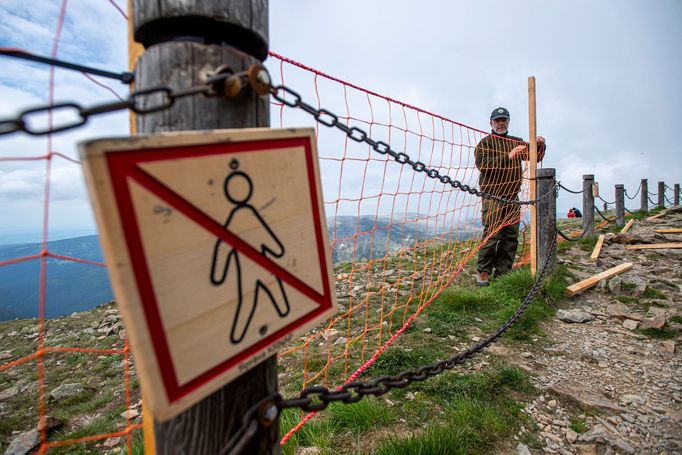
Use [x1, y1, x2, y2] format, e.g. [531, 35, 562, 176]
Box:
[259, 402, 278, 426]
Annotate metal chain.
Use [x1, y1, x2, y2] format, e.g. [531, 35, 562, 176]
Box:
[556, 225, 590, 242]
[624, 186, 641, 200]
[0, 48, 134, 83]
[0, 70, 248, 136]
[558, 182, 584, 194]
[594, 206, 614, 222]
[597, 195, 615, 205]
[269, 83, 556, 207]
[648, 195, 658, 206]
[222, 235, 558, 454]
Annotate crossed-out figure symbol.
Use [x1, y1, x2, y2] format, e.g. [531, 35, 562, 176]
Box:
[210, 159, 290, 344]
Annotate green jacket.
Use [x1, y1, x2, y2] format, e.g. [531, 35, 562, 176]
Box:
[474, 132, 545, 199]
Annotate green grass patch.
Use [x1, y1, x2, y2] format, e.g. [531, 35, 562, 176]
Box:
[670, 315, 682, 324]
[643, 287, 667, 300]
[327, 399, 394, 432]
[614, 295, 639, 304]
[570, 417, 588, 433]
[639, 327, 678, 340]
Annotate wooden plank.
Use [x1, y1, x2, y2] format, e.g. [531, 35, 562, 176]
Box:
[565, 262, 633, 297]
[595, 219, 609, 230]
[647, 212, 665, 221]
[624, 243, 682, 250]
[620, 219, 634, 233]
[528, 76, 537, 276]
[654, 228, 682, 234]
[589, 234, 605, 262]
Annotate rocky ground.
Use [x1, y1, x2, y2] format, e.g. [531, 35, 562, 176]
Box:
[499, 207, 682, 455]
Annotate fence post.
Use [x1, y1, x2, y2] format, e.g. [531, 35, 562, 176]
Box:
[640, 179, 648, 212]
[131, 1, 278, 454]
[675, 183, 680, 206]
[615, 184, 625, 227]
[582, 174, 595, 239]
[528, 76, 538, 276]
[658, 181, 665, 208]
[536, 168, 556, 276]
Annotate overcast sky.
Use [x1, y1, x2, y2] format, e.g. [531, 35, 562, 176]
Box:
[1, 0, 680, 244]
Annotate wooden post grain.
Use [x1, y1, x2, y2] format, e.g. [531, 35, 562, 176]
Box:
[615, 184, 625, 227]
[582, 174, 595, 240]
[528, 76, 538, 276]
[641, 179, 648, 212]
[675, 183, 680, 206]
[131, 1, 278, 454]
[658, 181, 665, 208]
[536, 168, 556, 275]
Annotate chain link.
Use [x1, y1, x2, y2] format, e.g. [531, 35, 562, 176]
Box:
[222, 235, 557, 454]
[269, 84, 555, 207]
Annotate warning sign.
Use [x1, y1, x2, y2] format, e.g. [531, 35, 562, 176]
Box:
[80, 128, 337, 420]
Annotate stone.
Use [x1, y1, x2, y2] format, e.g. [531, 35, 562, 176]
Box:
[639, 317, 666, 330]
[575, 444, 598, 455]
[623, 312, 644, 322]
[332, 337, 347, 347]
[0, 385, 19, 401]
[605, 302, 629, 316]
[549, 381, 623, 413]
[4, 429, 40, 455]
[548, 399, 558, 408]
[659, 340, 676, 356]
[607, 276, 623, 294]
[611, 233, 647, 245]
[578, 426, 635, 454]
[556, 309, 595, 323]
[296, 448, 322, 455]
[49, 383, 89, 401]
[120, 409, 140, 419]
[422, 327, 432, 334]
[622, 319, 639, 330]
[516, 443, 532, 455]
[103, 437, 121, 448]
[566, 428, 578, 443]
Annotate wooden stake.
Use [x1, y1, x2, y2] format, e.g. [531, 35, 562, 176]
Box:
[589, 234, 605, 262]
[528, 76, 538, 276]
[625, 243, 682, 250]
[654, 228, 682, 234]
[565, 262, 633, 296]
[647, 213, 666, 221]
[621, 219, 634, 233]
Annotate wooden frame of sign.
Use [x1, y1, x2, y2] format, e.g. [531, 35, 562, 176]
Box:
[80, 128, 337, 421]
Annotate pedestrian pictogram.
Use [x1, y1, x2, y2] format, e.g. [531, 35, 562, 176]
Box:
[80, 128, 337, 420]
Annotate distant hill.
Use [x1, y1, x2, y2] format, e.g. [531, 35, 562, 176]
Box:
[0, 214, 483, 320]
[0, 235, 113, 321]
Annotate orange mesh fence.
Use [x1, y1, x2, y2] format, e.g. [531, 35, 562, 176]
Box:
[266, 53, 531, 442]
[0, 1, 142, 453]
[0, 7, 531, 451]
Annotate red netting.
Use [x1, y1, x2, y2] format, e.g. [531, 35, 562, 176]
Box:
[0, 6, 532, 451]
[266, 53, 531, 443]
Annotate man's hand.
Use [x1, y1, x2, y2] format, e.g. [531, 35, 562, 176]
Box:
[508, 144, 527, 160]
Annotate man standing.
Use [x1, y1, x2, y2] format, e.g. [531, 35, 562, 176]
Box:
[475, 107, 546, 286]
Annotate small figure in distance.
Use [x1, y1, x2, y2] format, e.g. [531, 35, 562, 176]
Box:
[474, 107, 547, 287]
[573, 207, 582, 218]
[567, 208, 576, 218]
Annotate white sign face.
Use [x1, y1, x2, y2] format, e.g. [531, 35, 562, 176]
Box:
[81, 128, 337, 420]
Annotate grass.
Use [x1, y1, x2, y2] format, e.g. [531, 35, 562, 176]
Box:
[643, 287, 667, 300]
[638, 327, 678, 340]
[670, 316, 682, 324]
[614, 295, 639, 304]
[569, 417, 588, 433]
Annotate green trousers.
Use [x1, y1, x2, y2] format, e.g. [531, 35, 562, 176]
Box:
[477, 200, 520, 277]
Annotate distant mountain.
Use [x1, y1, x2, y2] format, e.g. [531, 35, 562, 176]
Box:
[0, 235, 113, 321]
[0, 214, 483, 320]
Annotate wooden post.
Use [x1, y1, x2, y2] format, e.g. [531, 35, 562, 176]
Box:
[528, 76, 538, 276]
[615, 184, 625, 227]
[658, 181, 665, 208]
[640, 179, 648, 212]
[675, 183, 680, 206]
[131, 1, 278, 454]
[582, 174, 595, 239]
[536, 168, 556, 276]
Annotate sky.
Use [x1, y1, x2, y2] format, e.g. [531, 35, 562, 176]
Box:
[0, 0, 681, 244]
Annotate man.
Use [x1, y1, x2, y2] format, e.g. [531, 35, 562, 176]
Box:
[474, 107, 546, 286]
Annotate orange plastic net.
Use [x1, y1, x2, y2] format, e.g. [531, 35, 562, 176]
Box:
[266, 53, 532, 441]
[0, 7, 531, 452]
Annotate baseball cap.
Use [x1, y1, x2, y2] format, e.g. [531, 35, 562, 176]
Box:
[490, 107, 510, 120]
